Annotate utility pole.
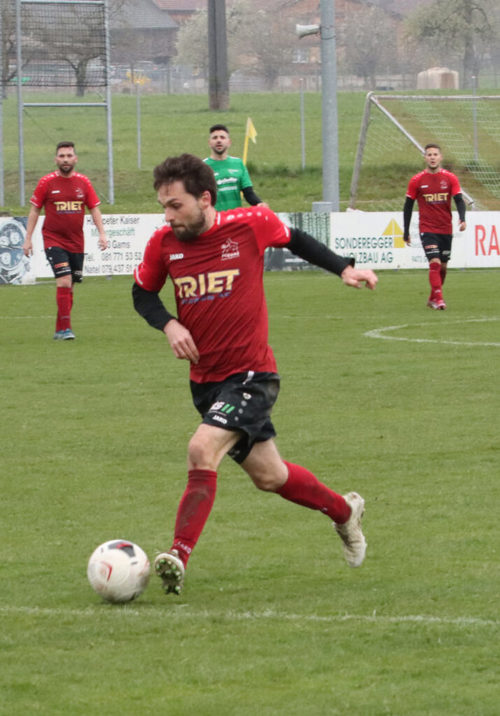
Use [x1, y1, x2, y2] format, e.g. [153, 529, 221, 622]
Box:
[319, 0, 340, 211]
[207, 0, 229, 110]
[297, 0, 340, 212]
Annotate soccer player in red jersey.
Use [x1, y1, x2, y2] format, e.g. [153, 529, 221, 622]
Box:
[133, 153, 378, 596]
[403, 143, 466, 310]
[23, 141, 108, 339]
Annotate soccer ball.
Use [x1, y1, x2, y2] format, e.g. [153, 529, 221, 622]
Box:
[87, 539, 150, 603]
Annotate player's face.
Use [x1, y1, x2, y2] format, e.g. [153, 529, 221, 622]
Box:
[424, 147, 442, 172]
[55, 147, 77, 176]
[158, 181, 212, 242]
[209, 130, 231, 158]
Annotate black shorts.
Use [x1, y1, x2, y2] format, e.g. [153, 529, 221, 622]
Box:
[45, 246, 85, 283]
[190, 371, 280, 464]
[420, 233, 452, 263]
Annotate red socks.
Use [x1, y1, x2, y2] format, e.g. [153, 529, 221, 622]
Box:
[277, 461, 350, 524]
[440, 264, 447, 285]
[171, 463, 349, 567]
[172, 469, 217, 566]
[56, 286, 73, 331]
[429, 262, 443, 300]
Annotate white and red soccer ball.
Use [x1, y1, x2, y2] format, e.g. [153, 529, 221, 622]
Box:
[87, 539, 150, 603]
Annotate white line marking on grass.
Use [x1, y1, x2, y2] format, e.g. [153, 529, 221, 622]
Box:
[0, 315, 54, 320]
[0, 605, 498, 628]
[365, 317, 500, 347]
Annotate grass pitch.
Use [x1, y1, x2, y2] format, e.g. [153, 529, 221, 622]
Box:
[1, 269, 499, 715]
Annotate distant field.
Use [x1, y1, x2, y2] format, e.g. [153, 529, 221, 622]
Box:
[1, 269, 499, 715]
[2, 89, 500, 215]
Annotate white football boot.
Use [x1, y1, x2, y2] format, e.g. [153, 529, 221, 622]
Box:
[334, 492, 367, 567]
[154, 549, 185, 595]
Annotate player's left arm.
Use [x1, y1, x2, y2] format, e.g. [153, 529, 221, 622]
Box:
[287, 228, 377, 289]
[89, 206, 108, 250]
[242, 186, 267, 207]
[453, 193, 466, 232]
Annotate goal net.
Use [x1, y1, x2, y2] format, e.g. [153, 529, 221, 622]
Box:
[349, 93, 500, 211]
[17, 0, 107, 90]
[5, 0, 113, 206]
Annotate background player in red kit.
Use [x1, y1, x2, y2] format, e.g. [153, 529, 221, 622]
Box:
[403, 143, 466, 310]
[133, 153, 378, 596]
[23, 141, 108, 339]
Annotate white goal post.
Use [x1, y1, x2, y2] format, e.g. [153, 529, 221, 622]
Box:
[349, 92, 500, 211]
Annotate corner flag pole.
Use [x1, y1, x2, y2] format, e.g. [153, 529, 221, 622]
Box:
[242, 117, 257, 165]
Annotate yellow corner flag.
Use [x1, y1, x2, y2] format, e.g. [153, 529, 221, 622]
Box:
[242, 117, 257, 165]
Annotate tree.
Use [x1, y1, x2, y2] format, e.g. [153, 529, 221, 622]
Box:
[406, 0, 498, 88]
[1, 0, 37, 99]
[230, 3, 294, 89]
[341, 5, 397, 89]
[175, 0, 294, 91]
[1, 0, 129, 98]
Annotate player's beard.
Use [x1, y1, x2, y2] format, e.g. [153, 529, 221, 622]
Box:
[170, 207, 207, 242]
[58, 164, 74, 176]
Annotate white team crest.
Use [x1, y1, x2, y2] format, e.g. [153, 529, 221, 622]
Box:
[221, 238, 240, 261]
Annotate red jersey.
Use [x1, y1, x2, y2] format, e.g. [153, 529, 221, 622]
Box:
[406, 168, 462, 235]
[134, 207, 291, 383]
[30, 171, 101, 252]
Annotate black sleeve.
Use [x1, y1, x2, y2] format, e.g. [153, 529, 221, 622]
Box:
[403, 197, 414, 238]
[242, 186, 263, 206]
[286, 228, 354, 277]
[454, 194, 466, 222]
[132, 282, 175, 331]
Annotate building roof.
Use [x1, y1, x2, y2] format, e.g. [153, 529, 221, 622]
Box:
[113, 0, 178, 30]
[153, 0, 205, 11]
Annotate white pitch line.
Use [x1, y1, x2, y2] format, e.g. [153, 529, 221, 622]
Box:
[365, 317, 500, 347]
[0, 605, 497, 628]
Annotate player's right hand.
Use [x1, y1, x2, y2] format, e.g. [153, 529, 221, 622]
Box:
[164, 319, 200, 364]
[22, 238, 33, 257]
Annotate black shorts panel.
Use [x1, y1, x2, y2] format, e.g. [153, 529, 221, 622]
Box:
[45, 246, 85, 283]
[420, 233, 452, 263]
[190, 371, 280, 464]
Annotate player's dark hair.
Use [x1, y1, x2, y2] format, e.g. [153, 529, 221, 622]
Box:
[56, 141, 75, 151]
[209, 124, 229, 135]
[153, 153, 218, 206]
[424, 143, 441, 151]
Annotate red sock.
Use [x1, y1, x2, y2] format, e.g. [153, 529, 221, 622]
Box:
[276, 461, 350, 524]
[171, 469, 217, 566]
[56, 286, 72, 331]
[440, 264, 447, 285]
[429, 262, 442, 300]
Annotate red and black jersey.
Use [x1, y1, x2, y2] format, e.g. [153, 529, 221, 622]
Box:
[134, 207, 291, 383]
[406, 168, 462, 235]
[30, 172, 101, 252]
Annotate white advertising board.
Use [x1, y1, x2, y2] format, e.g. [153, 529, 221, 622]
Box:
[3, 210, 499, 284]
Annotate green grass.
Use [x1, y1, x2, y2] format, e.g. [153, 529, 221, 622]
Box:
[1, 269, 499, 715]
[3, 90, 500, 214]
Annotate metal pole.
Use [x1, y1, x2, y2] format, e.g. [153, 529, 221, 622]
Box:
[349, 92, 373, 209]
[16, 0, 25, 206]
[136, 81, 141, 170]
[300, 79, 306, 170]
[103, 0, 114, 203]
[472, 75, 478, 162]
[319, 0, 339, 211]
[0, 4, 4, 206]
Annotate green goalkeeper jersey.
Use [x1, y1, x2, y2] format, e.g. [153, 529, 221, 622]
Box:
[204, 156, 254, 211]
